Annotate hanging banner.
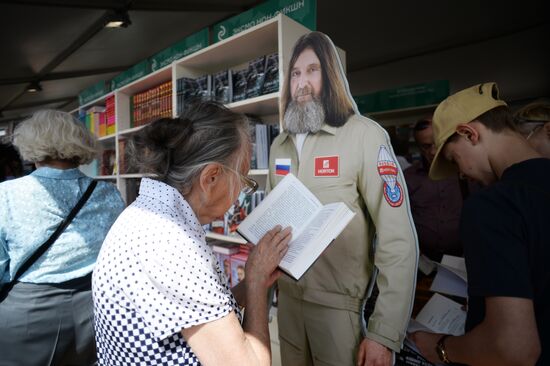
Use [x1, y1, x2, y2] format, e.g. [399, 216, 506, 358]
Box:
[213, 0, 316, 43]
[110, 59, 151, 90]
[150, 28, 209, 71]
[354, 80, 450, 114]
[79, 80, 111, 106]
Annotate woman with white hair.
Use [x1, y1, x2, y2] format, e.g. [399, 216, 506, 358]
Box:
[0, 109, 125, 365]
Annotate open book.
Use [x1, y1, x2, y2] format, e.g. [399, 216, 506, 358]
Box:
[237, 173, 355, 280]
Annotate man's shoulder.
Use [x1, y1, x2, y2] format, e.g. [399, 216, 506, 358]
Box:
[340, 114, 388, 140]
[270, 131, 289, 147]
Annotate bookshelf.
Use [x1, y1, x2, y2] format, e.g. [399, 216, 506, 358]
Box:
[76, 14, 345, 244]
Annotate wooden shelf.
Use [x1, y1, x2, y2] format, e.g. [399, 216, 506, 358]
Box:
[176, 18, 279, 74]
[228, 92, 279, 116]
[118, 124, 146, 137]
[97, 134, 116, 142]
[248, 169, 268, 175]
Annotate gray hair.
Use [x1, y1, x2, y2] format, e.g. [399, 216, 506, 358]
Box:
[128, 101, 251, 194]
[13, 109, 98, 164]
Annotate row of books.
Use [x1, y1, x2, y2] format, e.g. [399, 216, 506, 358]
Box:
[211, 242, 249, 287]
[208, 190, 266, 236]
[131, 80, 173, 127]
[80, 95, 116, 138]
[176, 52, 278, 116]
[251, 121, 279, 170]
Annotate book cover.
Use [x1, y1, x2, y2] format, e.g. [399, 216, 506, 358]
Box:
[254, 124, 269, 169]
[262, 52, 279, 95]
[245, 56, 266, 99]
[210, 215, 226, 235]
[227, 192, 248, 234]
[213, 70, 232, 104]
[230, 252, 248, 287]
[232, 69, 248, 102]
[217, 253, 233, 286]
[195, 75, 211, 102]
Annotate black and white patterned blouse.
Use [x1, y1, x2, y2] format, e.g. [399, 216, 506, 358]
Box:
[92, 178, 241, 366]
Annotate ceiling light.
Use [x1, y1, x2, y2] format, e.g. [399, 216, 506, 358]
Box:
[27, 81, 42, 93]
[105, 10, 131, 28]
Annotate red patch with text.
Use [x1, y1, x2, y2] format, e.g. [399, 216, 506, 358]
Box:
[314, 156, 339, 177]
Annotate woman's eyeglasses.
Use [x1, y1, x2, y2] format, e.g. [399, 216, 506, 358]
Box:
[222, 165, 258, 195]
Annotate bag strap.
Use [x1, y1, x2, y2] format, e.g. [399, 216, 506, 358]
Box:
[11, 180, 98, 282]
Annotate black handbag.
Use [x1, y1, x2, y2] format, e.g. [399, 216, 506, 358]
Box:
[0, 180, 97, 302]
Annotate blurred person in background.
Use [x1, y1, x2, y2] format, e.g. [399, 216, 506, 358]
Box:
[404, 118, 468, 261]
[514, 98, 550, 158]
[0, 110, 125, 366]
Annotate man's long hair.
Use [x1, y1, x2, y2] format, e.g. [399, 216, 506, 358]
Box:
[281, 32, 355, 127]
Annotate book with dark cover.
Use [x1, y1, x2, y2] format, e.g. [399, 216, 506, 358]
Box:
[262, 52, 279, 95]
[395, 340, 434, 366]
[195, 74, 212, 102]
[213, 70, 232, 104]
[176, 77, 200, 116]
[232, 69, 248, 102]
[245, 56, 266, 99]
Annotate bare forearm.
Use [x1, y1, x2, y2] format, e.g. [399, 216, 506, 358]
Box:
[231, 280, 247, 307]
[445, 323, 540, 366]
[241, 282, 271, 365]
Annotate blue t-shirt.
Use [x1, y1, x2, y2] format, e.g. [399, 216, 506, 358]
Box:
[0, 167, 125, 285]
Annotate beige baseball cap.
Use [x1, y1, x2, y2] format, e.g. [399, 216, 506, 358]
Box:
[429, 82, 507, 180]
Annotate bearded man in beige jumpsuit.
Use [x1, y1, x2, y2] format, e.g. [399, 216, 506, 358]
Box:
[268, 31, 418, 366]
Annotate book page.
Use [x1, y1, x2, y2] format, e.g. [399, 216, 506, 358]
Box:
[280, 202, 340, 267]
[413, 293, 466, 336]
[281, 202, 355, 279]
[430, 255, 468, 298]
[440, 255, 467, 281]
[430, 266, 468, 298]
[237, 174, 321, 244]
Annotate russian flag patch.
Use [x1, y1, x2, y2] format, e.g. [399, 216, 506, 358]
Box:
[275, 158, 291, 176]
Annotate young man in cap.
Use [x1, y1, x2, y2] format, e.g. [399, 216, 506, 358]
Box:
[411, 82, 549, 366]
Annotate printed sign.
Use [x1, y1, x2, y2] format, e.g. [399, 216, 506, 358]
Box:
[354, 80, 450, 115]
[78, 80, 110, 106]
[150, 28, 209, 71]
[314, 156, 339, 177]
[213, 0, 316, 43]
[110, 59, 151, 90]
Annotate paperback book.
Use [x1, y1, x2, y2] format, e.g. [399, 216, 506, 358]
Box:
[237, 173, 355, 280]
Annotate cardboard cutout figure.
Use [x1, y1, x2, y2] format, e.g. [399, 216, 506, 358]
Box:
[268, 31, 419, 366]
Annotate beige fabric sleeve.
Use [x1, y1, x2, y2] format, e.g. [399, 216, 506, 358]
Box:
[357, 122, 419, 352]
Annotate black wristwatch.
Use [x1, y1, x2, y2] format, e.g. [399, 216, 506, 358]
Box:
[436, 335, 452, 364]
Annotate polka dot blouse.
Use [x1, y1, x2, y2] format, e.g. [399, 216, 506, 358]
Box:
[92, 178, 241, 365]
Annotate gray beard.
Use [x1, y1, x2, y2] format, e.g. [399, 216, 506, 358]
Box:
[284, 98, 325, 134]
